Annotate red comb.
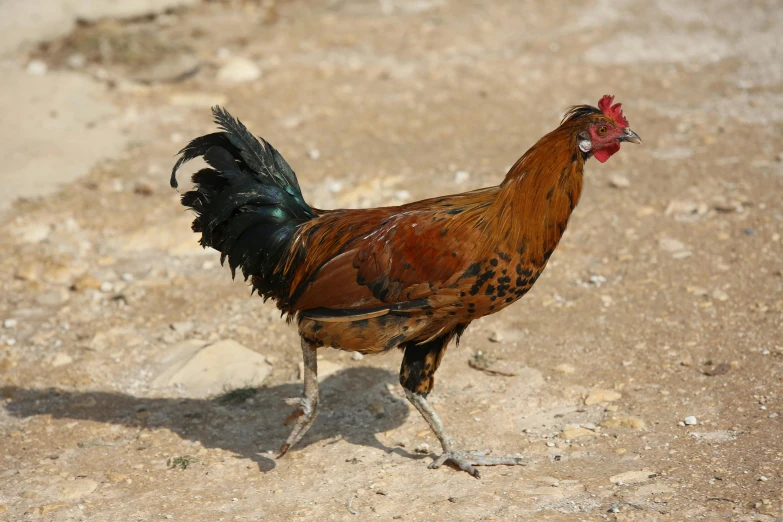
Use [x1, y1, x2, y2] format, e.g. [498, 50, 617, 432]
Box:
[598, 95, 628, 127]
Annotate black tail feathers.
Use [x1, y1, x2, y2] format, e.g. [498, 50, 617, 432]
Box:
[171, 106, 315, 305]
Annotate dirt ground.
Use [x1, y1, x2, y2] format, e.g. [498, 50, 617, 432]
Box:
[1, 0, 782, 520]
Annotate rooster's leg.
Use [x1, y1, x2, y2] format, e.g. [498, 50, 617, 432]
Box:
[401, 333, 524, 478]
[278, 337, 319, 456]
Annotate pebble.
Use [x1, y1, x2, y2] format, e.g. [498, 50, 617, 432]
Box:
[658, 237, 686, 253]
[3, 319, 17, 329]
[308, 149, 321, 160]
[72, 274, 103, 292]
[759, 476, 768, 482]
[454, 170, 470, 184]
[67, 53, 86, 69]
[14, 223, 51, 243]
[489, 330, 503, 343]
[152, 340, 273, 398]
[15, 263, 40, 281]
[664, 200, 708, 217]
[609, 470, 655, 485]
[170, 321, 194, 335]
[561, 427, 595, 439]
[351, 352, 364, 361]
[36, 288, 70, 307]
[602, 415, 646, 430]
[26, 59, 48, 76]
[217, 57, 261, 84]
[367, 401, 385, 418]
[555, 363, 575, 374]
[414, 443, 430, 454]
[608, 174, 630, 188]
[585, 389, 622, 405]
[684, 415, 697, 425]
[99, 281, 114, 293]
[43, 478, 98, 501]
[50, 353, 74, 367]
[712, 289, 729, 301]
[394, 190, 411, 201]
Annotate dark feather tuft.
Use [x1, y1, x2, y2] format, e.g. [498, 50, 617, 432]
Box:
[560, 104, 602, 125]
[171, 107, 317, 308]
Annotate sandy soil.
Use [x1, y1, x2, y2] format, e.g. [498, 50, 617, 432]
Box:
[1, 1, 781, 520]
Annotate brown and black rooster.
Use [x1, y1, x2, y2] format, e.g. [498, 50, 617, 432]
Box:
[170, 95, 640, 477]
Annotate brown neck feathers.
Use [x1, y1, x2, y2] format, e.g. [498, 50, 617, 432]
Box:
[483, 127, 585, 264]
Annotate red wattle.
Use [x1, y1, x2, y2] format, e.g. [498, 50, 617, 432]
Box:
[593, 142, 621, 163]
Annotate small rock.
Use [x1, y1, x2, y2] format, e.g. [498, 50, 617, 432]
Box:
[711, 289, 729, 301]
[217, 57, 261, 84]
[99, 281, 114, 293]
[684, 415, 697, 425]
[488, 331, 503, 343]
[38, 503, 70, 515]
[134, 54, 200, 84]
[14, 223, 50, 243]
[555, 363, 575, 374]
[50, 353, 73, 367]
[608, 175, 630, 188]
[367, 401, 385, 418]
[27, 60, 48, 76]
[609, 471, 655, 485]
[759, 476, 768, 482]
[602, 415, 646, 430]
[585, 389, 622, 405]
[43, 478, 98, 501]
[634, 484, 674, 498]
[72, 275, 103, 292]
[308, 149, 321, 160]
[351, 352, 364, 361]
[67, 53, 86, 69]
[414, 443, 430, 454]
[561, 427, 595, 439]
[15, 263, 40, 281]
[3, 319, 17, 329]
[454, 170, 470, 184]
[664, 200, 707, 217]
[170, 322, 194, 335]
[152, 340, 273, 398]
[690, 430, 737, 442]
[658, 237, 686, 252]
[36, 288, 70, 307]
[394, 190, 411, 201]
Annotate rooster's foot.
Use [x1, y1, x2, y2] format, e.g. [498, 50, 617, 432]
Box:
[278, 395, 318, 456]
[429, 449, 524, 478]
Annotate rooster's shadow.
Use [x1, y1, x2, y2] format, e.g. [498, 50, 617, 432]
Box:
[1, 367, 418, 472]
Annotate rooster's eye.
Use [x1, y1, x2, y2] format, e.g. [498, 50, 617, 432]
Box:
[597, 126, 607, 136]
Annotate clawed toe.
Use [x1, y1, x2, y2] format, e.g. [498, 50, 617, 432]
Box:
[430, 450, 525, 478]
[278, 396, 318, 458]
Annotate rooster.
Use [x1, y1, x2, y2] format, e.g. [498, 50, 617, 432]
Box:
[170, 95, 640, 478]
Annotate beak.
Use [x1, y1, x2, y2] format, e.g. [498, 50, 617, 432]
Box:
[620, 128, 642, 145]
